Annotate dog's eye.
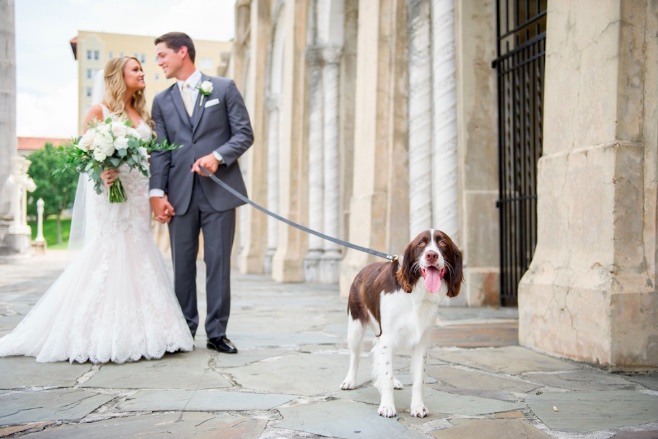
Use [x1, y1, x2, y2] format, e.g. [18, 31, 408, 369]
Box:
[418, 241, 427, 247]
[438, 240, 447, 247]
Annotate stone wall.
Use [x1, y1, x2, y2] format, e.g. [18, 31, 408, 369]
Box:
[519, 0, 658, 370]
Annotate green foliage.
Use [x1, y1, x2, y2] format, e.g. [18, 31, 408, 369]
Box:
[28, 218, 72, 249]
[27, 143, 79, 219]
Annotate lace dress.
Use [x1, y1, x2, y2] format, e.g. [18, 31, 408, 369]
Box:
[0, 106, 194, 363]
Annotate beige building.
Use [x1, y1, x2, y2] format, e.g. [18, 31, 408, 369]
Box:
[229, 0, 657, 371]
[70, 31, 232, 133]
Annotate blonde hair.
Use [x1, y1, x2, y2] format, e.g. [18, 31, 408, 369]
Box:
[103, 56, 154, 129]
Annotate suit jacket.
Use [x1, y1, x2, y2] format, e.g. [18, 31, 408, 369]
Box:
[150, 74, 254, 215]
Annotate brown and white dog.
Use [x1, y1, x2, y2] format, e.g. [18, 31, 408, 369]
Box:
[340, 229, 463, 418]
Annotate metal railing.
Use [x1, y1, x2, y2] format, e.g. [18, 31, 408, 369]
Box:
[493, 0, 547, 306]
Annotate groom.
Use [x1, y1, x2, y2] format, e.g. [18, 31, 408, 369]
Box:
[150, 32, 253, 354]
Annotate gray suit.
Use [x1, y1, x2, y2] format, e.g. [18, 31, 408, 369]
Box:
[150, 74, 253, 339]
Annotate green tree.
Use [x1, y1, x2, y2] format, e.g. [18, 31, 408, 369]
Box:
[27, 143, 79, 245]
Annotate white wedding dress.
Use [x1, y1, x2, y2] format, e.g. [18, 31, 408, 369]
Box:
[0, 106, 194, 363]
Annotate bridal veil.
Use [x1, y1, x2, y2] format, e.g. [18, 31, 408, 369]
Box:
[68, 69, 105, 249]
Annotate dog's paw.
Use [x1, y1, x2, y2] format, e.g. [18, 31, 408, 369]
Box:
[393, 378, 403, 390]
[340, 378, 356, 390]
[410, 403, 429, 418]
[378, 404, 397, 418]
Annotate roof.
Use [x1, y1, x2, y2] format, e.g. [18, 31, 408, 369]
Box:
[17, 137, 69, 152]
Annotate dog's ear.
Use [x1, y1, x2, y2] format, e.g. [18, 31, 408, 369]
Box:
[398, 241, 418, 293]
[446, 245, 463, 298]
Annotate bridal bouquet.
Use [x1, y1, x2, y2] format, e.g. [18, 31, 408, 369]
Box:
[58, 118, 179, 203]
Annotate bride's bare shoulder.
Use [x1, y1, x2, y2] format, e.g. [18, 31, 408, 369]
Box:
[82, 104, 105, 130]
[82, 104, 105, 131]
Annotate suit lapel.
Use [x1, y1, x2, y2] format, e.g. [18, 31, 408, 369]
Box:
[191, 74, 209, 135]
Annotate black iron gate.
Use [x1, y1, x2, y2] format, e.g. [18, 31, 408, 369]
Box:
[493, 0, 547, 306]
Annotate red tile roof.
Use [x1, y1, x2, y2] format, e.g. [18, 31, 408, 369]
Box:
[18, 137, 69, 152]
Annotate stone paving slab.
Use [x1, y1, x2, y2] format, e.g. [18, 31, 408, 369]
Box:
[0, 389, 115, 425]
[231, 331, 342, 350]
[225, 351, 361, 396]
[526, 390, 658, 433]
[0, 421, 54, 437]
[426, 364, 540, 394]
[429, 418, 552, 438]
[625, 374, 658, 391]
[80, 348, 232, 390]
[0, 356, 90, 389]
[522, 368, 643, 392]
[430, 345, 581, 375]
[209, 348, 295, 368]
[276, 398, 429, 439]
[333, 384, 524, 417]
[117, 389, 296, 412]
[19, 412, 268, 439]
[429, 321, 519, 348]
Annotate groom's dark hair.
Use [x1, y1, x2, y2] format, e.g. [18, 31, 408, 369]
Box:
[155, 32, 196, 63]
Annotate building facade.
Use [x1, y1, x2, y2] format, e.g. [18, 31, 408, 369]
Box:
[71, 31, 232, 133]
[230, 0, 657, 371]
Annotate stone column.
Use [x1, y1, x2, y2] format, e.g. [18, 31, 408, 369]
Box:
[0, 0, 19, 257]
[303, 47, 325, 282]
[319, 45, 342, 283]
[407, 0, 433, 237]
[339, 0, 409, 296]
[238, 0, 270, 274]
[272, 0, 309, 282]
[454, 1, 498, 306]
[430, 0, 458, 238]
[264, 95, 280, 274]
[519, 0, 658, 370]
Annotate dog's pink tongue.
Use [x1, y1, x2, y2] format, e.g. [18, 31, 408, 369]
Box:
[421, 267, 442, 293]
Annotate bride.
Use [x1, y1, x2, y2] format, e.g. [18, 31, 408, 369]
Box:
[0, 56, 194, 363]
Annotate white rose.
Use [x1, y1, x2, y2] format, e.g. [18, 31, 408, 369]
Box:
[102, 142, 116, 158]
[92, 148, 107, 162]
[199, 80, 213, 95]
[138, 147, 149, 158]
[126, 127, 141, 140]
[99, 123, 113, 137]
[114, 137, 129, 150]
[111, 122, 127, 137]
[92, 132, 109, 150]
[79, 131, 95, 151]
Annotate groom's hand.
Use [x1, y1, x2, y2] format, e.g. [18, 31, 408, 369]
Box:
[150, 195, 175, 224]
[192, 153, 221, 176]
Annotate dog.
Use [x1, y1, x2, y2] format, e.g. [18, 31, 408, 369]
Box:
[340, 229, 463, 418]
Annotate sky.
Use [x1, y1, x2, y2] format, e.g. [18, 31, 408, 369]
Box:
[14, 0, 236, 139]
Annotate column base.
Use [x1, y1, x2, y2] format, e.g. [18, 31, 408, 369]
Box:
[263, 248, 275, 274]
[303, 249, 323, 282]
[319, 250, 341, 284]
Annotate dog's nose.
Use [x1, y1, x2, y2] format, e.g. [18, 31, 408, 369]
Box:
[425, 251, 438, 264]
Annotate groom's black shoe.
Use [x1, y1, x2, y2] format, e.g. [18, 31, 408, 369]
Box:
[207, 337, 238, 354]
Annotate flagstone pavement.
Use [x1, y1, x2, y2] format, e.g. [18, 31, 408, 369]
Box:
[0, 250, 656, 438]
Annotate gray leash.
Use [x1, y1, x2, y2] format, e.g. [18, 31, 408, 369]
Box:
[200, 167, 397, 262]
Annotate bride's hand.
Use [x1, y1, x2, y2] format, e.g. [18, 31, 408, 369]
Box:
[101, 169, 120, 187]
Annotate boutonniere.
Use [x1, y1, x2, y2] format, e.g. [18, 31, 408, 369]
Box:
[197, 80, 213, 107]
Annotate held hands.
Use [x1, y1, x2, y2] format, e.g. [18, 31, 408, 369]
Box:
[150, 195, 175, 224]
[100, 169, 120, 187]
[191, 153, 221, 176]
